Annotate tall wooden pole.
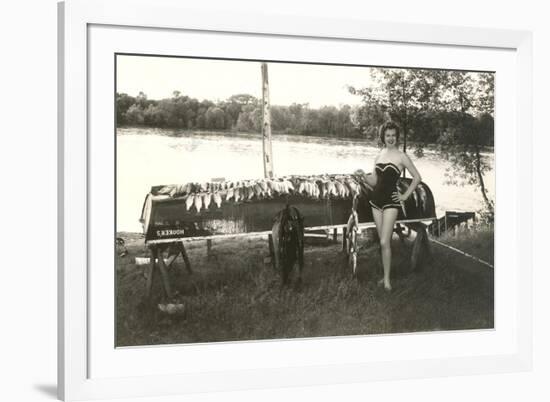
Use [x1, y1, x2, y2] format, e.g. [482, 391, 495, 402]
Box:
[261, 63, 274, 178]
[402, 126, 407, 178]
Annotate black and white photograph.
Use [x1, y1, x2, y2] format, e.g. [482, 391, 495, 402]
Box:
[115, 54, 495, 347]
[7, 0, 550, 400]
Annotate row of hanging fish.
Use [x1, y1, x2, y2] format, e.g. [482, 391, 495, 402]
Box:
[154, 175, 372, 212]
[396, 180, 431, 214]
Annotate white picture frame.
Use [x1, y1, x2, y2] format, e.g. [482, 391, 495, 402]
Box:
[58, 0, 533, 400]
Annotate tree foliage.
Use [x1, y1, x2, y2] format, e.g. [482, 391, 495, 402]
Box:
[116, 92, 362, 138]
[350, 69, 495, 217]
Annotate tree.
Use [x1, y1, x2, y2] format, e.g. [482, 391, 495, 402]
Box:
[348, 98, 387, 141]
[124, 104, 144, 125]
[436, 72, 495, 216]
[270, 106, 292, 132]
[235, 104, 262, 132]
[204, 107, 226, 129]
[349, 69, 495, 217]
[349, 68, 446, 149]
[437, 112, 494, 218]
[116, 93, 136, 125]
[222, 94, 259, 129]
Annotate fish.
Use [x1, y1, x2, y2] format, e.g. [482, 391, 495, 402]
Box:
[168, 186, 178, 197]
[334, 181, 345, 197]
[203, 192, 212, 209]
[312, 182, 320, 198]
[310, 181, 318, 197]
[259, 180, 268, 193]
[320, 181, 328, 198]
[301, 181, 308, 196]
[307, 181, 315, 196]
[401, 201, 407, 218]
[418, 185, 428, 212]
[345, 179, 359, 196]
[290, 177, 301, 190]
[157, 185, 172, 195]
[396, 181, 407, 198]
[225, 187, 234, 201]
[234, 187, 241, 202]
[254, 183, 263, 197]
[327, 181, 337, 197]
[247, 185, 256, 200]
[351, 182, 360, 197]
[412, 190, 419, 208]
[298, 181, 306, 195]
[185, 194, 194, 211]
[284, 179, 294, 192]
[183, 183, 193, 195]
[355, 181, 363, 196]
[341, 181, 350, 198]
[194, 193, 203, 212]
[213, 192, 223, 208]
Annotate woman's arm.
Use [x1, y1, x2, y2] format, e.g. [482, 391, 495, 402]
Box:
[394, 153, 422, 201]
[365, 159, 378, 188]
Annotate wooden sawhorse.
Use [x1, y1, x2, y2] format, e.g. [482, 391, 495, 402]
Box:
[145, 241, 193, 300]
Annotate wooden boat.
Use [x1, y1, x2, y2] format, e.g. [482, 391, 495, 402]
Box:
[139, 174, 436, 244]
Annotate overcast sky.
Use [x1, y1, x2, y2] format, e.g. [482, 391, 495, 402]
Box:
[116, 55, 373, 108]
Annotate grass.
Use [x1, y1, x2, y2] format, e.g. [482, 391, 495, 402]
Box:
[432, 225, 494, 266]
[115, 227, 494, 347]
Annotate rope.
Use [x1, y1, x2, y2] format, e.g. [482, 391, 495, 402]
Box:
[429, 237, 494, 269]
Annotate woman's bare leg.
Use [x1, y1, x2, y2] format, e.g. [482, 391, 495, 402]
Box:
[371, 207, 383, 238]
[371, 207, 384, 283]
[380, 208, 399, 291]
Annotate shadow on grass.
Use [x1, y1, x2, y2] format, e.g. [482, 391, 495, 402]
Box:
[116, 229, 494, 347]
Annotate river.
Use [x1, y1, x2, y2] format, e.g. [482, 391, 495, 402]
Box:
[116, 127, 495, 233]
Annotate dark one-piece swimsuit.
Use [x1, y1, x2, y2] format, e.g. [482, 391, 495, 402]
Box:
[369, 162, 402, 211]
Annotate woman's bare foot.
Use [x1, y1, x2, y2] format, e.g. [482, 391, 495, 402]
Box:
[377, 278, 392, 292]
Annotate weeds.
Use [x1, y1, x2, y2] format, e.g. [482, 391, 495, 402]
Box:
[116, 229, 494, 346]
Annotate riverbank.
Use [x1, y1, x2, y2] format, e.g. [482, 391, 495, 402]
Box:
[116, 226, 494, 347]
[116, 126, 495, 154]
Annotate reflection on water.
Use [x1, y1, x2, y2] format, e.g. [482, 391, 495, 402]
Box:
[116, 127, 495, 233]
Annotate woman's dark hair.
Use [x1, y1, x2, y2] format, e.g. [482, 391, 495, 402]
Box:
[378, 121, 401, 145]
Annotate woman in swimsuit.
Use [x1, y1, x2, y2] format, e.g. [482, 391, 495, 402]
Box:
[366, 121, 422, 291]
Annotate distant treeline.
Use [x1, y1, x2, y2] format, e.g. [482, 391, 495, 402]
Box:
[117, 68, 495, 216]
[116, 89, 494, 148]
[116, 92, 359, 138]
